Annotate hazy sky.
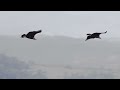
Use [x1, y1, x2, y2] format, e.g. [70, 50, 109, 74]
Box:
[0, 11, 120, 38]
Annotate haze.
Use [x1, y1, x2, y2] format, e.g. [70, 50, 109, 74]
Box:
[0, 11, 120, 79]
[0, 11, 120, 38]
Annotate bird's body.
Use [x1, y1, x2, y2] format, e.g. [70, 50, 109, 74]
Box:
[86, 31, 107, 41]
[21, 30, 42, 40]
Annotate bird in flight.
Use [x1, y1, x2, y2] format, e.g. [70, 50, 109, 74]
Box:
[85, 31, 107, 41]
[21, 30, 42, 40]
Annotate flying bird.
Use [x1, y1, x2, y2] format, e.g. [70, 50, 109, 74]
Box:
[21, 30, 42, 40]
[85, 31, 107, 41]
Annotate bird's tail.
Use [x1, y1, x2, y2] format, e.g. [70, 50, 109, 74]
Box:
[21, 34, 26, 38]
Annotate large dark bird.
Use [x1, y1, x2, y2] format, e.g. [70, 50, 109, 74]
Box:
[21, 30, 42, 40]
[85, 31, 107, 41]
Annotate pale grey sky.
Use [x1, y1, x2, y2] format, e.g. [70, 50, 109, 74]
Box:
[0, 11, 120, 38]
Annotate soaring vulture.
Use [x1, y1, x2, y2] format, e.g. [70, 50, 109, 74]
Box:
[85, 31, 107, 41]
[21, 30, 42, 40]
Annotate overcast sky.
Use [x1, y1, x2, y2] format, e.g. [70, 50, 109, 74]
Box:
[0, 11, 120, 38]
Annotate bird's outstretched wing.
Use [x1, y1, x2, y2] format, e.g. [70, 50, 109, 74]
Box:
[85, 36, 91, 41]
[26, 30, 42, 38]
[93, 32, 101, 35]
[27, 31, 36, 38]
[87, 34, 92, 36]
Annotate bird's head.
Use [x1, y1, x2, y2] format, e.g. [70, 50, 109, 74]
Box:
[87, 34, 92, 36]
[21, 34, 26, 38]
[38, 30, 42, 33]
